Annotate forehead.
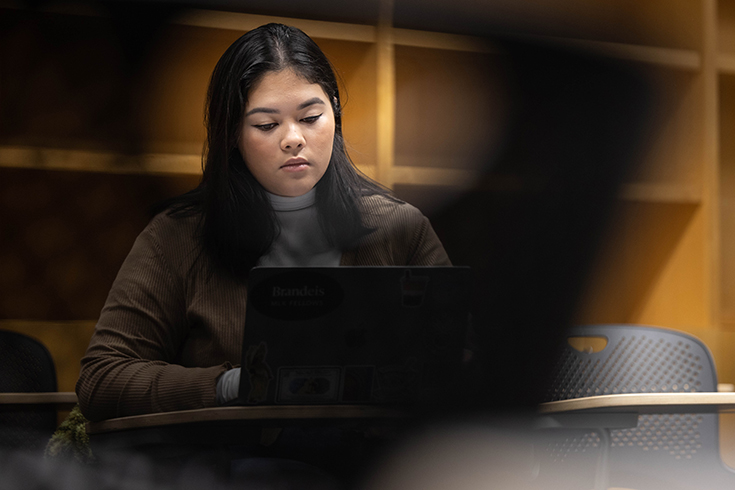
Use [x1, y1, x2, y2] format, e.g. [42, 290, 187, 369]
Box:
[246, 69, 328, 108]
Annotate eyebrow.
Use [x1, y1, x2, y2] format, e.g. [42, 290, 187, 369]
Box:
[245, 97, 326, 117]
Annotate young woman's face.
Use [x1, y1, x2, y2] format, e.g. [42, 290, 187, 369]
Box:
[239, 68, 336, 197]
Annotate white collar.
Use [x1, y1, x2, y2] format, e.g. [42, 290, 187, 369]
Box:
[266, 187, 316, 211]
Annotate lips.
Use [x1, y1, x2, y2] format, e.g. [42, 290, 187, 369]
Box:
[281, 158, 309, 169]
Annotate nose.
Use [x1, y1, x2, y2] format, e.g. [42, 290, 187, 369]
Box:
[281, 123, 305, 151]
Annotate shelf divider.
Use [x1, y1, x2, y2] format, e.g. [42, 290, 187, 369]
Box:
[544, 37, 702, 70]
[0, 147, 202, 175]
[618, 182, 702, 204]
[375, 0, 395, 188]
[174, 9, 377, 42]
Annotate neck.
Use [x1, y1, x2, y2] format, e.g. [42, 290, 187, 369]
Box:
[266, 187, 316, 212]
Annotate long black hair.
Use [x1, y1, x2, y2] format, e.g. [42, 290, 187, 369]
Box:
[155, 23, 390, 278]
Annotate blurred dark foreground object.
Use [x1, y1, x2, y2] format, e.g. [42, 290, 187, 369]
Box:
[359, 415, 735, 490]
[429, 35, 655, 413]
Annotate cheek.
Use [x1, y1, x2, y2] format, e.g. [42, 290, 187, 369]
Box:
[318, 123, 336, 158]
[241, 134, 269, 165]
[320, 132, 334, 154]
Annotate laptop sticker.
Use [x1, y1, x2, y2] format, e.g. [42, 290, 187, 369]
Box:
[244, 342, 273, 403]
[276, 367, 341, 403]
[249, 269, 344, 320]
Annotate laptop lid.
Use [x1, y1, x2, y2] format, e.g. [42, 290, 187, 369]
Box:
[237, 266, 470, 406]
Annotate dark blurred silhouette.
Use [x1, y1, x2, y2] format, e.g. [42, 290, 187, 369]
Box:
[428, 36, 654, 413]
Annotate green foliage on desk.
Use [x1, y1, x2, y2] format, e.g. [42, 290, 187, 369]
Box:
[45, 405, 94, 464]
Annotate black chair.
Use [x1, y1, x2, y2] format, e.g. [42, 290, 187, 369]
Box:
[0, 329, 59, 452]
[540, 324, 735, 490]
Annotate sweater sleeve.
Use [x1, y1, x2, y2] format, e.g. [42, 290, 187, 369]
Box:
[76, 218, 230, 422]
[347, 195, 452, 267]
[407, 213, 452, 266]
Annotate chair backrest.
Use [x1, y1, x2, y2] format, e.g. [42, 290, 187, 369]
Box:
[546, 324, 717, 401]
[543, 324, 732, 489]
[0, 330, 58, 452]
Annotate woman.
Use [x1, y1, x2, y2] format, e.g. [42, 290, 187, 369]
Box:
[76, 23, 450, 422]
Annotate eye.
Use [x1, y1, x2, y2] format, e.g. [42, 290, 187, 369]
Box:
[253, 123, 277, 132]
[301, 114, 322, 124]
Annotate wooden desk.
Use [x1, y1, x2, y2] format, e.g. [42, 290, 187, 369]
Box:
[87, 393, 735, 434]
[539, 392, 735, 415]
[85, 404, 410, 479]
[86, 404, 407, 435]
[537, 392, 735, 430]
[0, 392, 78, 411]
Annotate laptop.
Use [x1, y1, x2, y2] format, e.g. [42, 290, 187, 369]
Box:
[236, 266, 470, 406]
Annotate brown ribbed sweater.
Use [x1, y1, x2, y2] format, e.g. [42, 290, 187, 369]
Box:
[76, 195, 450, 421]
